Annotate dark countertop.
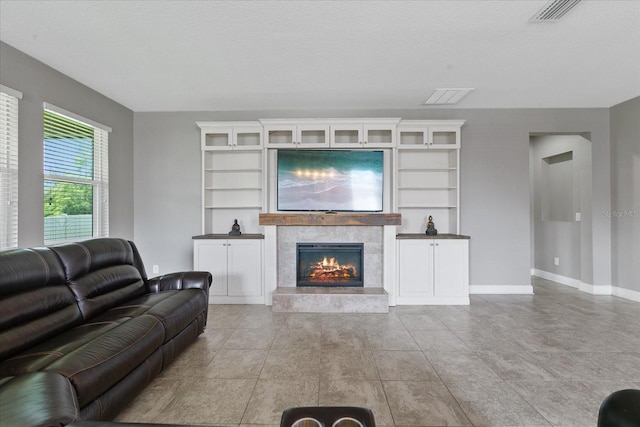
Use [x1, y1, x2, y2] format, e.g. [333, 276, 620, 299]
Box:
[396, 233, 470, 239]
[192, 234, 265, 239]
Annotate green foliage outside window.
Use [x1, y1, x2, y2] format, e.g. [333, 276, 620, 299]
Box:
[44, 181, 93, 217]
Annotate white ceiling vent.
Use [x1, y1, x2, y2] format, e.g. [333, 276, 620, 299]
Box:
[530, 0, 582, 22]
[424, 88, 474, 105]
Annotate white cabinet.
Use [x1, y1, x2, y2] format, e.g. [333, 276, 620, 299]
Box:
[261, 120, 330, 148]
[197, 121, 263, 150]
[397, 121, 463, 149]
[193, 237, 263, 304]
[397, 237, 469, 305]
[330, 119, 400, 148]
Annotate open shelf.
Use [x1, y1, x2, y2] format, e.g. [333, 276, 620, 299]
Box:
[395, 136, 460, 234]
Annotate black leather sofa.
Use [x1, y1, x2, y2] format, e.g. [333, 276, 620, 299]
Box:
[0, 238, 212, 427]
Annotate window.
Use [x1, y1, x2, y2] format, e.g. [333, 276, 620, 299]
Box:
[0, 85, 21, 250]
[43, 104, 110, 244]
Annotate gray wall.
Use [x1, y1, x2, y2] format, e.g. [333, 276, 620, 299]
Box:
[530, 135, 593, 283]
[610, 96, 640, 293]
[134, 108, 613, 291]
[2, 41, 619, 291]
[0, 42, 134, 247]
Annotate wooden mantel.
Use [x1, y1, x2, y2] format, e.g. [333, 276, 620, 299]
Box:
[259, 213, 401, 226]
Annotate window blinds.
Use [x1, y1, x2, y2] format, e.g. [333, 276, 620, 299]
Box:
[0, 87, 21, 250]
[43, 105, 109, 243]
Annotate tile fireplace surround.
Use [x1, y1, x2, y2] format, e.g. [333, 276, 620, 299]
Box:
[259, 214, 400, 313]
[280, 227, 379, 288]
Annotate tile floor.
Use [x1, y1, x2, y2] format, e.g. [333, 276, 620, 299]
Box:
[115, 277, 640, 426]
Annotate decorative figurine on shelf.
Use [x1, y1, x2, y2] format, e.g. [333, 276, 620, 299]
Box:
[426, 215, 438, 235]
[229, 219, 241, 235]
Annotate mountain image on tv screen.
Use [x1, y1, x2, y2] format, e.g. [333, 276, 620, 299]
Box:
[277, 150, 383, 212]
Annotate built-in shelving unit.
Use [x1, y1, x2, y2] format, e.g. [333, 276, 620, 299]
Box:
[198, 122, 264, 234]
[197, 119, 464, 235]
[196, 118, 466, 307]
[395, 120, 464, 234]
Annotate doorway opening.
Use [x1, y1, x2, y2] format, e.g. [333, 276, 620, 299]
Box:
[529, 133, 593, 291]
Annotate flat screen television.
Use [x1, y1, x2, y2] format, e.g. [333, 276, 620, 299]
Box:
[277, 149, 384, 212]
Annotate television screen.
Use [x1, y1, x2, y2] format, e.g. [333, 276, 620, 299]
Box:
[277, 150, 384, 212]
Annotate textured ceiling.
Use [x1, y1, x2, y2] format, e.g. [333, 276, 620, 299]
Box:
[1, 0, 639, 112]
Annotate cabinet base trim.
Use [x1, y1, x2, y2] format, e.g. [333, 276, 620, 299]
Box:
[209, 296, 264, 304]
[469, 285, 534, 295]
[396, 296, 469, 305]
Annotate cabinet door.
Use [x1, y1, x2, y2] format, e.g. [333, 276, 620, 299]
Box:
[297, 124, 330, 147]
[330, 124, 363, 147]
[433, 240, 468, 297]
[194, 241, 228, 296]
[428, 126, 460, 149]
[202, 129, 233, 150]
[264, 125, 296, 147]
[232, 127, 263, 149]
[363, 124, 395, 147]
[397, 127, 429, 149]
[227, 240, 263, 297]
[398, 240, 434, 298]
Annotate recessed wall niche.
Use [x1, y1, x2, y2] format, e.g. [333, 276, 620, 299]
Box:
[542, 151, 574, 222]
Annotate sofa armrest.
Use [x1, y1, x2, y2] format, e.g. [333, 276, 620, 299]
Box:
[147, 271, 212, 294]
[0, 372, 80, 427]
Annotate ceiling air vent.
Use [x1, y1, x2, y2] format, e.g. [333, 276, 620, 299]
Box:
[424, 88, 474, 105]
[530, 0, 582, 22]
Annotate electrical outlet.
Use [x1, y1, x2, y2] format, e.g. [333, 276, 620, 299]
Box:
[554, 257, 560, 266]
[575, 212, 581, 222]
[152, 265, 159, 274]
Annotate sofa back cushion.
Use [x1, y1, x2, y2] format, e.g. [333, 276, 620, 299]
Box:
[50, 238, 147, 320]
[0, 248, 83, 361]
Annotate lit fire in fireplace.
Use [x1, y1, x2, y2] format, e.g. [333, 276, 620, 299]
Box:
[308, 256, 357, 282]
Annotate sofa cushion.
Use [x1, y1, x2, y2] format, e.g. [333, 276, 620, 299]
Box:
[85, 290, 208, 343]
[45, 315, 165, 407]
[0, 372, 80, 427]
[144, 289, 208, 342]
[0, 247, 82, 361]
[1, 315, 165, 408]
[0, 318, 130, 376]
[50, 238, 135, 280]
[51, 239, 147, 319]
[68, 265, 146, 320]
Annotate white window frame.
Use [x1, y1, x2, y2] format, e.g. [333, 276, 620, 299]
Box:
[0, 85, 21, 250]
[43, 103, 110, 244]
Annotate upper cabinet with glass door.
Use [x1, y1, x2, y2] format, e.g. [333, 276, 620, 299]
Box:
[197, 121, 263, 150]
[261, 119, 330, 148]
[330, 118, 401, 148]
[397, 120, 464, 149]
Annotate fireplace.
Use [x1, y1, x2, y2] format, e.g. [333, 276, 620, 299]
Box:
[296, 243, 364, 287]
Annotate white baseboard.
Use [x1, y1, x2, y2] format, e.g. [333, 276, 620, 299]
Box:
[469, 285, 534, 295]
[579, 282, 613, 295]
[612, 286, 640, 302]
[532, 269, 581, 288]
[532, 269, 640, 301]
